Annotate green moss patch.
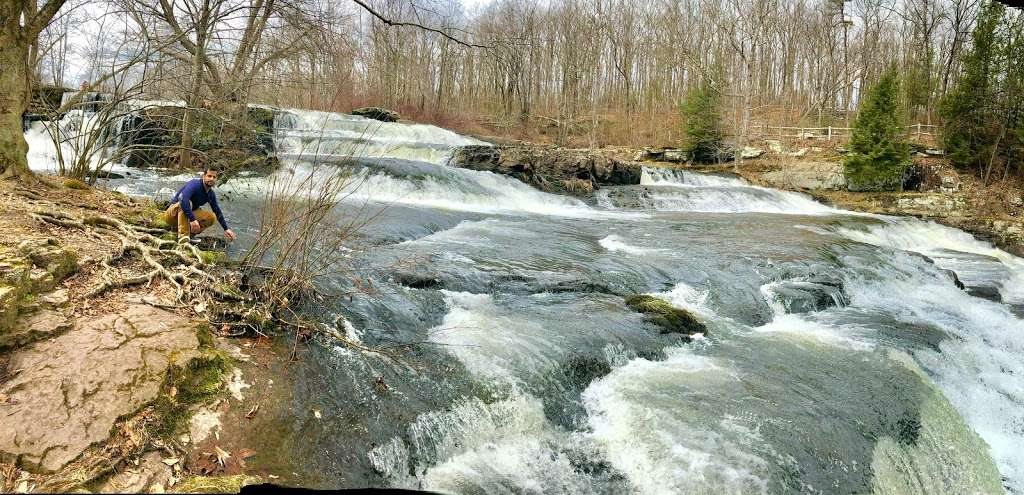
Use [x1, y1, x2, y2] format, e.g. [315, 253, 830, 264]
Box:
[151, 347, 232, 440]
[199, 250, 225, 265]
[63, 178, 89, 190]
[174, 474, 261, 493]
[625, 294, 707, 335]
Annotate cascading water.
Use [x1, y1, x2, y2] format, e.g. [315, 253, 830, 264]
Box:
[23, 104, 1024, 493]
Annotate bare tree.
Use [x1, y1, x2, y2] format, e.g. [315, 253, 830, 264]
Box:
[0, 0, 68, 180]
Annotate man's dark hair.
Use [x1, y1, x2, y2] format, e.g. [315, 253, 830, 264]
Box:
[203, 166, 221, 175]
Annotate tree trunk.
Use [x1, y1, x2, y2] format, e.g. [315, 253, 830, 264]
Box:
[0, 36, 35, 180]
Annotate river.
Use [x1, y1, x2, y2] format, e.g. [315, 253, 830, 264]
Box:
[24, 106, 1024, 494]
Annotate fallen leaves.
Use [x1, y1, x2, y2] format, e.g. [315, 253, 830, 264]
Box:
[245, 404, 260, 419]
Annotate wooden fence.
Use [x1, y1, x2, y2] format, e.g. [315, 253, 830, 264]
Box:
[760, 123, 939, 141]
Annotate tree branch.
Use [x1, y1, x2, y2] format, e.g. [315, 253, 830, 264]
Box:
[26, 0, 67, 38]
[349, 0, 488, 49]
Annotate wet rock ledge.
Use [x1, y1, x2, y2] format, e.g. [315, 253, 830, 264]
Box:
[450, 145, 642, 196]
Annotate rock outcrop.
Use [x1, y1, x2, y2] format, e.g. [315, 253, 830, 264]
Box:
[352, 107, 400, 122]
[121, 105, 277, 172]
[624, 294, 706, 336]
[450, 145, 642, 196]
[759, 161, 847, 190]
[1, 239, 77, 348]
[0, 305, 200, 472]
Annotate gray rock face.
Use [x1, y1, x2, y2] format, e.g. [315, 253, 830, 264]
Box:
[1, 309, 73, 350]
[450, 145, 642, 196]
[760, 162, 847, 190]
[740, 147, 764, 159]
[352, 107, 400, 122]
[633, 148, 688, 162]
[0, 305, 199, 472]
[18, 239, 77, 293]
[0, 255, 31, 333]
[1, 240, 78, 348]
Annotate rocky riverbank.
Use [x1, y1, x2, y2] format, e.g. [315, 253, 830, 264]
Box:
[0, 177, 271, 493]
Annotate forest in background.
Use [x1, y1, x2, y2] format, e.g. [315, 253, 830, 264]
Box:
[12, 0, 1024, 184]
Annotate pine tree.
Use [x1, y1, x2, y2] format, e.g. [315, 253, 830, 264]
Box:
[1002, 13, 1024, 181]
[939, 0, 1006, 175]
[680, 76, 725, 164]
[844, 68, 910, 191]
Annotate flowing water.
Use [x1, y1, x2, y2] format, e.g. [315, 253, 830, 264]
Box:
[24, 106, 1024, 494]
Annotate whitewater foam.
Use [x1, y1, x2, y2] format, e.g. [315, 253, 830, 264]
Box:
[635, 168, 841, 216]
[598, 235, 664, 255]
[275, 108, 488, 166]
[427, 291, 560, 386]
[369, 393, 603, 493]
[582, 348, 772, 494]
[221, 158, 627, 218]
[834, 217, 1024, 303]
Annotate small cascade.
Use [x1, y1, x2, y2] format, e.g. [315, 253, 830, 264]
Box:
[274, 108, 488, 166]
[601, 167, 839, 215]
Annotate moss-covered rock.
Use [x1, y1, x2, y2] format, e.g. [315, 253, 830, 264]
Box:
[0, 251, 33, 333]
[151, 348, 232, 439]
[18, 238, 78, 291]
[625, 294, 707, 335]
[63, 178, 89, 190]
[198, 250, 224, 265]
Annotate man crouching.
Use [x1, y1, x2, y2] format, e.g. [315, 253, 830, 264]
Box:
[164, 167, 237, 243]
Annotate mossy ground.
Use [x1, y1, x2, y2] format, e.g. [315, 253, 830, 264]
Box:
[174, 474, 261, 493]
[624, 294, 706, 335]
[151, 344, 233, 440]
[62, 178, 89, 190]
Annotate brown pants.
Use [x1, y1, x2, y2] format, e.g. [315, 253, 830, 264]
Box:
[163, 202, 216, 238]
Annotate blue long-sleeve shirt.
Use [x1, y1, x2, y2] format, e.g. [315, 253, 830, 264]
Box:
[171, 178, 229, 230]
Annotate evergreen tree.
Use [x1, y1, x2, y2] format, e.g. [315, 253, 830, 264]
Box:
[939, 0, 1006, 174]
[680, 75, 725, 164]
[844, 68, 910, 191]
[1002, 14, 1024, 181]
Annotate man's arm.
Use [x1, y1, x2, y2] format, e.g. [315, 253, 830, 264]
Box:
[208, 191, 229, 230]
[178, 181, 198, 222]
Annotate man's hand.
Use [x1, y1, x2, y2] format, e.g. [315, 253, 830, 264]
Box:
[189, 220, 201, 234]
[225, 229, 237, 242]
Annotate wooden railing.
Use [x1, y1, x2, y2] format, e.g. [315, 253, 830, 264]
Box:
[759, 123, 939, 141]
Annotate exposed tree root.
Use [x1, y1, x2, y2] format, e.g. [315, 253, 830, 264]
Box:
[32, 210, 207, 301]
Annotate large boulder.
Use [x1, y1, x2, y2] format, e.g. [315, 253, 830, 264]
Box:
[760, 161, 847, 190]
[450, 145, 642, 196]
[0, 305, 200, 472]
[352, 107, 400, 122]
